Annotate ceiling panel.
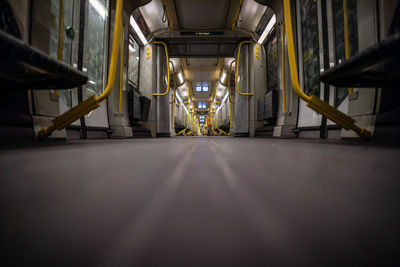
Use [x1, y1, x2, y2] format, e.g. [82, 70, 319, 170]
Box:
[138, 0, 168, 32]
[237, 0, 267, 32]
[187, 58, 218, 67]
[174, 0, 231, 29]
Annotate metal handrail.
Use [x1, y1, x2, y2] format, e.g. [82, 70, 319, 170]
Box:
[235, 40, 254, 96]
[152, 41, 170, 96]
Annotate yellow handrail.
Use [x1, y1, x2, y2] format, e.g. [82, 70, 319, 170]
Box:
[281, 22, 287, 113]
[176, 110, 191, 136]
[236, 40, 254, 96]
[169, 61, 177, 129]
[227, 60, 236, 103]
[118, 22, 124, 113]
[38, 0, 124, 138]
[95, 2, 123, 102]
[343, 0, 354, 94]
[55, 0, 65, 95]
[152, 41, 170, 96]
[283, 0, 370, 139]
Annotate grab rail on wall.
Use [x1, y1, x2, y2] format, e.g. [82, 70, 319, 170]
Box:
[235, 40, 254, 96]
[152, 41, 170, 96]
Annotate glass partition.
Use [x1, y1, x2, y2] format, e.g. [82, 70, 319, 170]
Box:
[83, 0, 108, 99]
[300, 0, 320, 97]
[332, 0, 358, 107]
[128, 34, 140, 87]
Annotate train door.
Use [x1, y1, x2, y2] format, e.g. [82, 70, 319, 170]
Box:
[296, 0, 374, 134]
[45, 0, 110, 134]
[51, 0, 78, 117]
[80, 0, 110, 128]
[296, 0, 324, 128]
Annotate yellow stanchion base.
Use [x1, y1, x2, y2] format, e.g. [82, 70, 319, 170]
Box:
[306, 96, 371, 139]
[38, 96, 100, 138]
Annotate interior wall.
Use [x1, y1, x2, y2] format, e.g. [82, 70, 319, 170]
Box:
[139, 43, 157, 137]
[108, 10, 132, 137]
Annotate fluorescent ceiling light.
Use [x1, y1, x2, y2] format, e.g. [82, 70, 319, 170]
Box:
[257, 14, 276, 45]
[89, 0, 106, 20]
[219, 70, 228, 85]
[177, 71, 184, 85]
[222, 91, 229, 103]
[130, 15, 148, 45]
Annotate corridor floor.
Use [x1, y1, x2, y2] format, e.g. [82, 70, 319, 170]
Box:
[1, 137, 400, 266]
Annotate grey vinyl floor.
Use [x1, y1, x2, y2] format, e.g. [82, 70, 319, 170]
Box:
[1, 137, 399, 266]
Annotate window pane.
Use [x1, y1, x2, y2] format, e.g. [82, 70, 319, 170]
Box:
[128, 36, 140, 86]
[202, 102, 206, 109]
[48, 0, 75, 109]
[198, 102, 203, 108]
[300, 0, 320, 97]
[266, 35, 279, 92]
[84, 0, 108, 99]
[196, 86, 202, 92]
[333, 0, 358, 107]
[202, 86, 209, 92]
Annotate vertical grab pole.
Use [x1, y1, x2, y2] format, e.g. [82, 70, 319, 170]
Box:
[343, 0, 354, 94]
[55, 0, 65, 95]
[118, 22, 124, 113]
[281, 22, 287, 113]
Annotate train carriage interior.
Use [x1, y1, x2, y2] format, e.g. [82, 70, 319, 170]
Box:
[1, 0, 400, 265]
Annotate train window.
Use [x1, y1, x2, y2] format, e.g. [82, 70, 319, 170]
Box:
[300, 0, 320, 97]
[46, 0, 75, 109]
[84, 0, 109, 99]
[202, 82, 209, 92]
[195, 82, 202, 92]
[195, 82, 209, 92]
[128, 35, 140, 86]
[197, 102, 206, 109]
[266, 34, 278, 92]
[332, 0, 358, 107]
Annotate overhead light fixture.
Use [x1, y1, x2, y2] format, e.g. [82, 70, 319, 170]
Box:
[222, 91, 229, 103]
[129, 44, 136, 53]
[219, 69, 228, 86]
[217, 88, 223, 97]
[177, 71, 185, 85]
[130, 15, 148, 45]
[176, 93, 189, 114]
[257, 14, 276, 45]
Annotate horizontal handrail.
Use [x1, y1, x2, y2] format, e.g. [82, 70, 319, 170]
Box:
[152, 41, 170, 96]
[236, 40, 254, 96]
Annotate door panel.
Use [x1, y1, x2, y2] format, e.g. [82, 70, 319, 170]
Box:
[83, 0, 109, 127]
[297, 0, 323, 127]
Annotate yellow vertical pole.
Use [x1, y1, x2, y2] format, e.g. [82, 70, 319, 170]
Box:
[343, 0, 354, 94]
[55, 0, 65, 95]
[118, 22, 124, 113]
[281, 22, 287, 113]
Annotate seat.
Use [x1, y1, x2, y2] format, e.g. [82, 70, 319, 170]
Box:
[319, 32, 400, 88]
[0, 30, 88, 90]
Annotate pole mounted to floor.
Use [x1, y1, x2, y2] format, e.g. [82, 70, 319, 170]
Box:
[38, 0, 124, 138]
[283, 0, 370, 139]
